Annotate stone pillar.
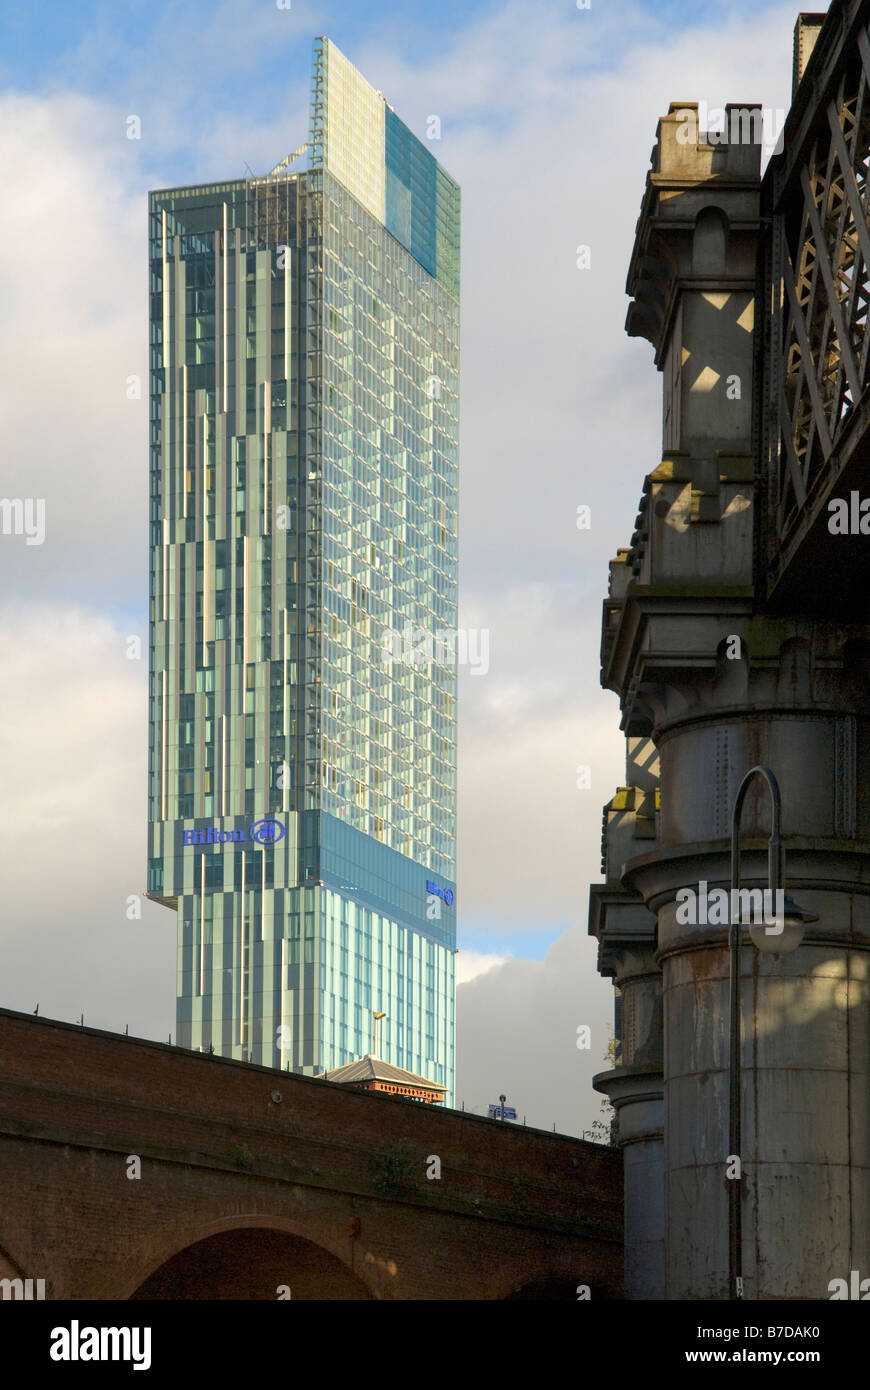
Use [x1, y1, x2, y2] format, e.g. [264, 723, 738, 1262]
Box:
[594, 1066, 664, 1301]
[591, 737, 665, 1299]
[591, 102, 870, 1298]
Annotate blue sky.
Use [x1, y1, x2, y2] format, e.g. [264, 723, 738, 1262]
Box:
[1, 0, 792, 181]
[0, 0, 808, 1128]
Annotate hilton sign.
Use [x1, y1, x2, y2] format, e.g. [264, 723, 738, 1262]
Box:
[182, 819, 286, 848]
[426, 879, 454, 907]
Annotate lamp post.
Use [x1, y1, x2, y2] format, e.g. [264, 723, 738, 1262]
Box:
[728, 765, 818, 1301]
[371, 1010, 386, 1057]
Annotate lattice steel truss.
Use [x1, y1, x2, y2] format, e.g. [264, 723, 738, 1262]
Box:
[760, 0, 870, 601]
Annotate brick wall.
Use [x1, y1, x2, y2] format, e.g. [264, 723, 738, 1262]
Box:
[0, 1007, 622, 1299]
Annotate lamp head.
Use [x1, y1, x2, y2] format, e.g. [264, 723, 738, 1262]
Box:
[749, 894, 819, 954]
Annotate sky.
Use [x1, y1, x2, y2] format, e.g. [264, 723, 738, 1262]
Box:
[0, 0, 804, 1135]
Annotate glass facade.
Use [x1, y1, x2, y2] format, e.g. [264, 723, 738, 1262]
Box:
[146, 38, 460, 1096]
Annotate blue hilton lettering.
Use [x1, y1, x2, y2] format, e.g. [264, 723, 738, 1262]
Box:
[182, 820, 286, 848]
[426, 879, 455, 907]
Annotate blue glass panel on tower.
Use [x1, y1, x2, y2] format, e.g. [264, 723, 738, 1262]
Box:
[385, 107, 438, 280]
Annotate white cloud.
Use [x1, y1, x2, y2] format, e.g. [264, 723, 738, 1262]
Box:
[0, 605, 173, 1037]
[455, 924, 613, 1136]
[457, 580, 624, 931]
[0, 92, 149, 602]
[454, 948, 510, 986]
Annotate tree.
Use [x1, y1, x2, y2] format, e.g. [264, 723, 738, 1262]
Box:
[582, 1033, 619, 1146]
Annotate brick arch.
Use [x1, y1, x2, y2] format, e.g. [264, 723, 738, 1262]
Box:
[487, 1250, 623, 1303]
[125, 1215, 373, 1301]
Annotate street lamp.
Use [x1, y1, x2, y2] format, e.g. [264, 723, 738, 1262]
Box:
[728, 765, 818, 1300]
[371, 1010, 386, 1057]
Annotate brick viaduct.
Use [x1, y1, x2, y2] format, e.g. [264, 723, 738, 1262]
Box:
[0, 1009, 622, 1299]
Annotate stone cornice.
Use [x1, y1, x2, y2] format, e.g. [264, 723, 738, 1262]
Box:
[626, 103, 762, 364]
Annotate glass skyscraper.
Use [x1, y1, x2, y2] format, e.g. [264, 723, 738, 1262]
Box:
[146, 38, 460, 1097]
